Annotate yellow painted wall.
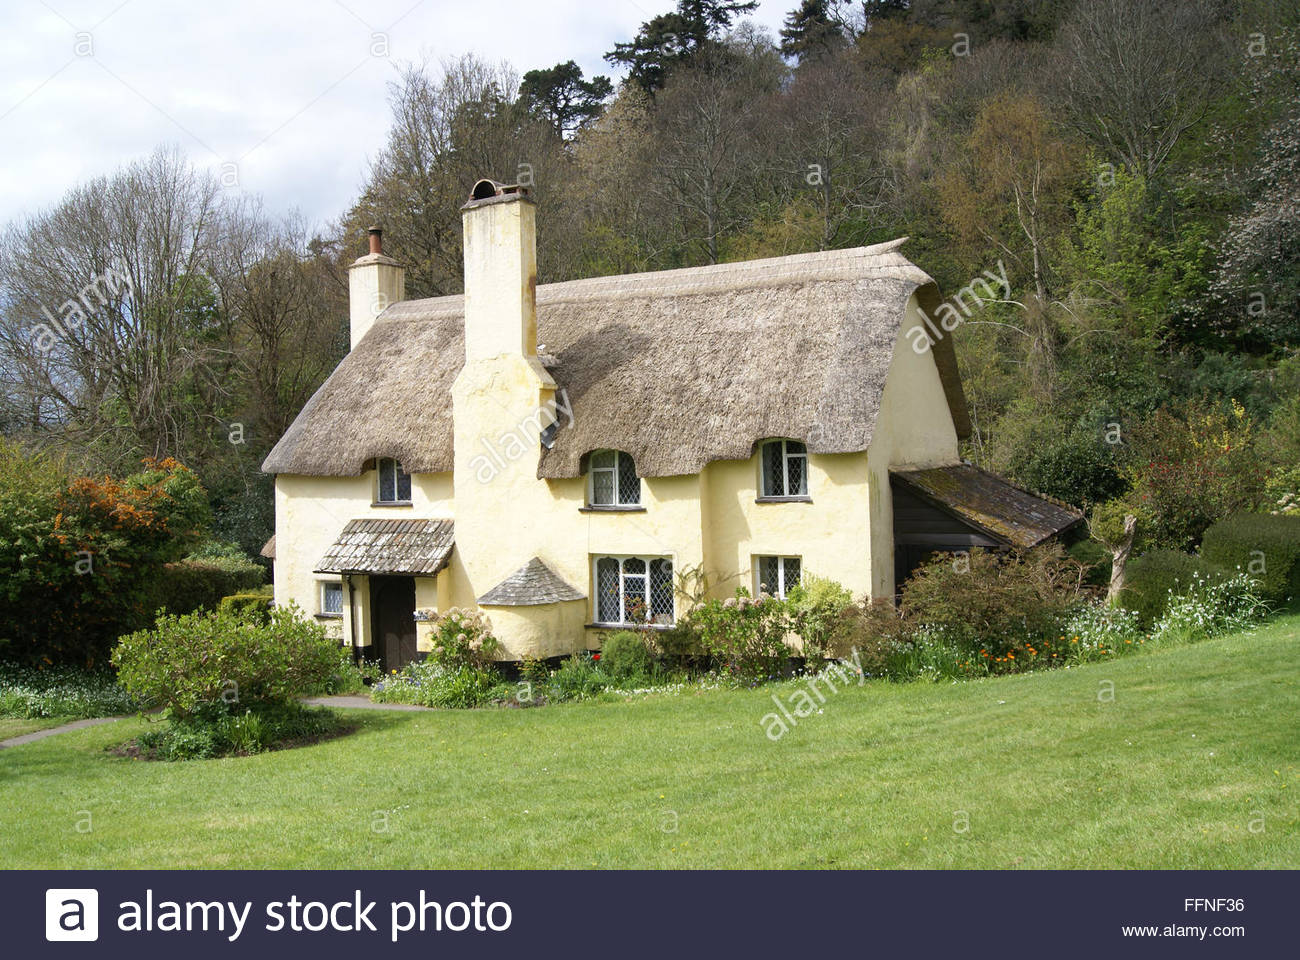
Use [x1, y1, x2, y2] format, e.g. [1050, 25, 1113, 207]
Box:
[272, 470, 453, 651]
[272, 290, 962, 656]
[864, 294, 963, 597]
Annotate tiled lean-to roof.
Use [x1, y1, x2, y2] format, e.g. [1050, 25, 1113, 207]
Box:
[477, 557, 586, 606]
[314, 518, 454, 576]
[890, 464, 1083, 549]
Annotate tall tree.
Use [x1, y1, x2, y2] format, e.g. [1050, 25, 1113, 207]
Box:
[779, 0, 847, 63]
[648, 39, 783, 263]
[519, 61, 613, 139]
[605, 0, 759, 93]
[342, 56, 573, 297]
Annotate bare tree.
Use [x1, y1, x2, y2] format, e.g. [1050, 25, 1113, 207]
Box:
[0, 147, 228, 471]
[343, 55, 575, 294]
[1051, 0, 1227, 179]
[648, 40, 784, 263]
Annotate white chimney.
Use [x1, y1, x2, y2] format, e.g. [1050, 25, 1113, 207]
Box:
[347, 227, 404, 349]
[461, 180, 538, 363]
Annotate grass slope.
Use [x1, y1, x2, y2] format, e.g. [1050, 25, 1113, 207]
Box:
[1, 615, 1297, 869]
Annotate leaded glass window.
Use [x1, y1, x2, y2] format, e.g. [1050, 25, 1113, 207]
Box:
[593, 556, 674, 624]
[588, 450, 641, 506]
[377, 458, 411, 503]
[756, 556, 801, 599]
[760, 440, 808, 497]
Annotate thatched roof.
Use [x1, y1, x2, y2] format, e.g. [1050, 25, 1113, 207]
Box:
[262, 240, 969, 479]
[260, 535, 275, 560]
[477, 557, 586, 606]
[314, 518, 454, 576]
[890, 465, 1083, 549]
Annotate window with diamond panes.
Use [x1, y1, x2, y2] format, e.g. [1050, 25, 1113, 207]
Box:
[321, 581, 344, 615]
[594, 556, 674, 624]
[588, 450, 641, 506]
[756, 556, 801, 599]
[649, 558, 674, 623]
[760, 440, 807, 497]
[377, 458, 411, 503]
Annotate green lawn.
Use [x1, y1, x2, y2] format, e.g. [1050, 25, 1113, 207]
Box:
[1, 614, 1297, 869]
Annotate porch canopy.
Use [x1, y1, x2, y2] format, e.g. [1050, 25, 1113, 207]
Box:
[315, 518, 454, 576]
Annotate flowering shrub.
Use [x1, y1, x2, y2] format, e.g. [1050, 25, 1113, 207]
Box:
[424, 608, 500, 670]
[0, 663, 137, 719]
[1126, 400, 1266, 550]
[0, 443, 211, 666]
[899, 546, 1084, 660]
[685, 591, 791, 683]
[1153, 571, 1266, 642]
[371, 659, 501, 709]
[1059, 602, 1146, 664]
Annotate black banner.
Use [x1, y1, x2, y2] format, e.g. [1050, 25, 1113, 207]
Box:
[10, 870, 1292, 957]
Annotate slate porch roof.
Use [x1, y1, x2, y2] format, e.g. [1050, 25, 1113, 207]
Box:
[890, 464, 1084, 549]
[315, 518, 455, 576]
[477, 557, 586, 606]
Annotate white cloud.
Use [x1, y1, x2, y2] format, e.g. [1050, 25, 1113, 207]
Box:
[0, 0, 789, 231]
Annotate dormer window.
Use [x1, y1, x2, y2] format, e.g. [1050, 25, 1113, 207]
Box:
[588, 450, 641, 507]
[759, 439, 808, 499]
[376, 457, 411, 504]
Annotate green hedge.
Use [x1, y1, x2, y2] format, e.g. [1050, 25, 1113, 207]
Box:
[1120, 550, 1228, 626]
[218, 587, 274, 623]
[152, 556, 265, 617]
[1201, 513, 1300, 608]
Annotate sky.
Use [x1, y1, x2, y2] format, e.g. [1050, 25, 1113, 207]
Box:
[0, 0, 793, 233]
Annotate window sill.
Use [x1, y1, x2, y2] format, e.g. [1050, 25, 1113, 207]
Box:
[315, 613, 343, 620]
[371, 500, 413, 508]
[579, 505, 647, 513]
[755, 495, 812, 504]
[586, 622, 676, 631]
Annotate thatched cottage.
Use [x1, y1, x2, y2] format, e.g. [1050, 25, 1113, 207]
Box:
[262, 180, 1081, 668]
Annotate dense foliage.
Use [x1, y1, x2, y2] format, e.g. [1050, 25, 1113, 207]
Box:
[0, 663, 136, 719]
[112, 605, 341, 717]
[0, 443, 212, 665]
[1, 1, 1295, 562]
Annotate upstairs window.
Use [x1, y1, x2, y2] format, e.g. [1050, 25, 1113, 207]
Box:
[760, 440, 808, 498]
[376, 457, 411, 503]
[595, 556, 673, 625]
[755, 556, 801, 599]
[588, 450, 641, 507]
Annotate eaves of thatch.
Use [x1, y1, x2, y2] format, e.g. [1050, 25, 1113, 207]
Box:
[261, 240, 969, 480]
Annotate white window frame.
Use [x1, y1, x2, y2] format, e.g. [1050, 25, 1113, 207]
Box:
[319, 580, 344, 616]
[593, 555, 674, 626]
[760, 439, 808, 498]
[753, 555, 802, 599]
[587, 449, 641, 507]
[376, 457, 411, 504]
